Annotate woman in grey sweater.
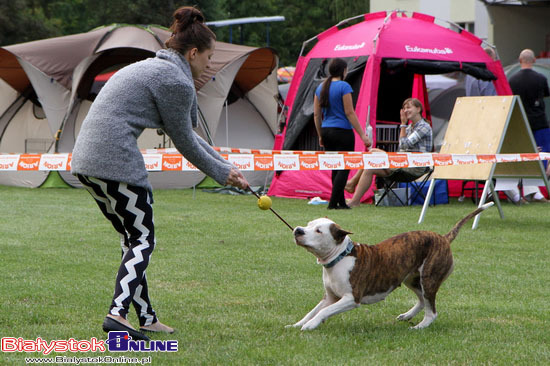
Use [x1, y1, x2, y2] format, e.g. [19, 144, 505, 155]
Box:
[71, 6, 248, 340]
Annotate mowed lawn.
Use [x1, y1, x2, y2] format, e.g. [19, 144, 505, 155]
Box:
[1, 185, 549, 365]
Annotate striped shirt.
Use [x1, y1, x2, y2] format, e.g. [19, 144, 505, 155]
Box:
[399, 119, 433, 152]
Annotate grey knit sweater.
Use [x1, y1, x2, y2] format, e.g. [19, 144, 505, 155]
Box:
[71, 49, 232, 191]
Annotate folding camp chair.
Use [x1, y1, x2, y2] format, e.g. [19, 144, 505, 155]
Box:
[375, 167, 434, 207]
[458, 180, 485, 204]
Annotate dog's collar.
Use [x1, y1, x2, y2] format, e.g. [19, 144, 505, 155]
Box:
[321, 240, 355, 268]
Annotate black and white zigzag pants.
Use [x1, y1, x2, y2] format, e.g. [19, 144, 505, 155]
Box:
[78, 174, 157, 327]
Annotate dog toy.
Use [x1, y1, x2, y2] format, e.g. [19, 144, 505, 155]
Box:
[247, 187, 293, 231]
[257, 195, 272, 210]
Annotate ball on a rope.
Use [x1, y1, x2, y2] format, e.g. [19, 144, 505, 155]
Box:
[257, 195, 272, 210]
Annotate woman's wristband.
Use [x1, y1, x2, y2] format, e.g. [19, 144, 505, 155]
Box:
[399, 124, 407, 128]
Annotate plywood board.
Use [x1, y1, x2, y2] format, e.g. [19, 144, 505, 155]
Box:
[433, 96, 540, 180]
[493, 100, 542, 177]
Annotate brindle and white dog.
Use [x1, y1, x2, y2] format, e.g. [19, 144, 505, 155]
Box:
[287, 203, 493, 330]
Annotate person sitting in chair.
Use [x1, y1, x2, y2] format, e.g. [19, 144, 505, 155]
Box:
[345, 97, 433, 207]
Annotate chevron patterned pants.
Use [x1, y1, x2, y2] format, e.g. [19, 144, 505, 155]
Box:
[77, 175, 158, 327]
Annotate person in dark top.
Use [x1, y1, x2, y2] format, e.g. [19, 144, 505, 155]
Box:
[508, 49, 550, 202]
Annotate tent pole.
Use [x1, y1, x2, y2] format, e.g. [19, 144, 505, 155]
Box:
[225, 99, 229, 147]
[197, 107, 214, 145]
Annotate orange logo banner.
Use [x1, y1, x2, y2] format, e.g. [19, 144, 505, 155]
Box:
[18, 154, 41, 170]
[344, 154, 364, 169]
[299, 155, 319, 170]
[0, 155, 19, 170]
[274, 154, 299, 170]
[1, 150, 549, 172]
[519, 153, 540, 161]
[228, 154, 254, 171]
[162, 154, 183, 171]
[477, 154, 497, 163]
[319, 154, 344, 170]
[433, 154, 453, 166]
[254, 155, 274, 171]
[364, 154, 388, 169]
[388, 154, 408, 168]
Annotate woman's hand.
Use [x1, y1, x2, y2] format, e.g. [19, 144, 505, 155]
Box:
[318, 136, 324, 148]
[361, 135, 372, 149]
[225, 168, 249, 190]
[400, 108, 407, 124]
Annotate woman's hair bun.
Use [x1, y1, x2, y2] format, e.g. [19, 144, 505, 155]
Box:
[166, 6, 215, 53]
[173, 6, 205, 30]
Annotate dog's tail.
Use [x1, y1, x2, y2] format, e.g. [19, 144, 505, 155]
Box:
[444, 202, 494, 242]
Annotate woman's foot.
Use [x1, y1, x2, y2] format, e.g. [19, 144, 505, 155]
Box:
[140, 321, 175, 334]
[103, 315, 151, 341]
[344, 181, 356, 193]
[347, 200, 361, 208]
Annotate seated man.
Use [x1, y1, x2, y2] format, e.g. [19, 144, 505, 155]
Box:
[345, 98, 433, 207]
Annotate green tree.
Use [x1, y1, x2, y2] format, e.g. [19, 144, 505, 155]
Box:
[1, 0, 369, 65]
[0, 0, 61, 46]
[0, 0, 226, 46]
[212, 0, 369, 66]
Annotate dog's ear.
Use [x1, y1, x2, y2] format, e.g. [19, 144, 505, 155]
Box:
[330, 223, 352, 244]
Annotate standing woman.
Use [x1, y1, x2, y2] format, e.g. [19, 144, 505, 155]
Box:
[314, 58, 371, 209]
[71, 6, 248, 340]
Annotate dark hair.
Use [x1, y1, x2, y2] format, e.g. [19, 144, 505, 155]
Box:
[402, 97, 423, 113]
[319, 58, 348, 108]
[165, 6, 216, 54]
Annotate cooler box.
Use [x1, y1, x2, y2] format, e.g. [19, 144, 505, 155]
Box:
[399, 180, 449, 206]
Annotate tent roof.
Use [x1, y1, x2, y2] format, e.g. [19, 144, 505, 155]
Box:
[307, 11, 493, 64]
[0, 24, 277, 95]
[196, 42, 277, 93]
[0, 25, 168, 92]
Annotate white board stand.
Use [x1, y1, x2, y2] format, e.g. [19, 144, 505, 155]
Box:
[419, 96, 550, 229]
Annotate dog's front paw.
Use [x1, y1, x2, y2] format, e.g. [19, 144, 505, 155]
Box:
[285, 323, 301, 329]
[396, 313, 412, 321]
[300, 320, 320, 331]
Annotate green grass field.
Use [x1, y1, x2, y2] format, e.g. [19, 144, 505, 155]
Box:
[1, 185, 549, 365]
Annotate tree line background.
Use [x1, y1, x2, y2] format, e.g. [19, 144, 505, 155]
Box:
[0, 0, 370, 66]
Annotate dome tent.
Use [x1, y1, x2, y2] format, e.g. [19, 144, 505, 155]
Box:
[0, 24, 278, 188]
[268, 10, 512, 202]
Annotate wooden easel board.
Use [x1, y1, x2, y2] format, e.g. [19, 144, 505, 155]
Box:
[420, 95, 549, 229]
[493, 100, 542, 177]
[433, 96, 541, 180]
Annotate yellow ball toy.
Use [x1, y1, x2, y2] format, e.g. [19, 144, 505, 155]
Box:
[257, 195, 272, 210]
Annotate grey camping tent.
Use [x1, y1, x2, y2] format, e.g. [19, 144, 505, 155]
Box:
[0, 24, 278, 188]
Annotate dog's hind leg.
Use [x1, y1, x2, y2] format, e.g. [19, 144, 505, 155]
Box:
[411, 300, 437, 329]
[411, 253, 453, 329]
[397, 273, 424, 322]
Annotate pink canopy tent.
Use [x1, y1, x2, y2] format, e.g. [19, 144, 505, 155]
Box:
[268, 10, 512, 202]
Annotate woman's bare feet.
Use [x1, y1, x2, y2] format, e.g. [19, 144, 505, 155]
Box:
[140, 321, 175, 334]
[344, 181, 356, 193]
